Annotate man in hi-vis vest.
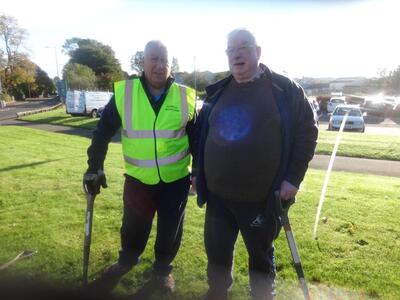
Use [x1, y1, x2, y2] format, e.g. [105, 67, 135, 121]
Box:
[83, 40, 196, 294]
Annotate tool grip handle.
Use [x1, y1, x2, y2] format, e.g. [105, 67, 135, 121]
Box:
[274, 191, 295, 218]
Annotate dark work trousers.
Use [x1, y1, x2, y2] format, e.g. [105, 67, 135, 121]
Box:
[118, 174, 190, 276]
[205, 192, 278, 299]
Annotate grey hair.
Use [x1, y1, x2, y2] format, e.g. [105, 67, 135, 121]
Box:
[227, 28, 258, 45]
[144, 40, 168, 57]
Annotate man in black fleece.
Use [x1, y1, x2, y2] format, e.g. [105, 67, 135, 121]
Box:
[193, 29, 318, 300]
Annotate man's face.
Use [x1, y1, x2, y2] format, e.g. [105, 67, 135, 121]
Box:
[143, 45, 170, 89]
[226, 32, 261, 82]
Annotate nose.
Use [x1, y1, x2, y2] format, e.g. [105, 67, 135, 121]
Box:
[156, 58, 169, 68]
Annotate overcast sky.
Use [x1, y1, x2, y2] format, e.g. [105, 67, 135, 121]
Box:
[1, 0, 399, 79]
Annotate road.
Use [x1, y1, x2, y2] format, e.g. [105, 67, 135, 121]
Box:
[318, 114, 400, 136]
[0, 98, 61, 121]
[309, 154, 400, 177]
[318, 122, 400, 136]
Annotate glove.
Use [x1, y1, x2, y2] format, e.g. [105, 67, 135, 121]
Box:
[83, 170, 108, 195]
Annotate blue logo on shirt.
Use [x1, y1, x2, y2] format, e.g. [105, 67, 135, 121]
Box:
[216, 106, 251, 141]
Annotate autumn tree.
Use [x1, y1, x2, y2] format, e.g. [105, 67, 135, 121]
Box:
[0, 14, 29, 99]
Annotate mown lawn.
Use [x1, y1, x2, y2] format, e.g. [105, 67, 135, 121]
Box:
[20, 106, 98, 129]
[317, 130, 400, 161]
[20, 106, 400, 161]
[0, 126, 399, 299]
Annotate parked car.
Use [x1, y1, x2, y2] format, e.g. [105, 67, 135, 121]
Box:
[362, 97, 386, 116]
[328, 104, 365, 132]
[327, 96, 346, 113]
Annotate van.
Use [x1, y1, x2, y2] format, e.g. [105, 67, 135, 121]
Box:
[66, 90, 113, 118]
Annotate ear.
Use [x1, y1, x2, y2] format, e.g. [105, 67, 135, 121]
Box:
[256, 46, 261, 60]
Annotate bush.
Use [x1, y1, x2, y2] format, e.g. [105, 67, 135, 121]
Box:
[2, 93, 14, 102]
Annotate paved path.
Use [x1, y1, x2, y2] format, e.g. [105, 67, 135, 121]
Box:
[0, 98, 62, 121]
[2, 119, 399, 177]
[310, 154, 400, 177]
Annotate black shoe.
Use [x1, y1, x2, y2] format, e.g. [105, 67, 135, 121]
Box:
[202, 289, 228, 300]
[151, 274, 175, 293]
[89, 262, 132, 293]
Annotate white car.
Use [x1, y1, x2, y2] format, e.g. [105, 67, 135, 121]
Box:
[327, 97, 346, 113]
[328, 104, 365, 132]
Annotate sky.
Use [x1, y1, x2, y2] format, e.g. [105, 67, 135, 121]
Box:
[1, 0, 399, 79]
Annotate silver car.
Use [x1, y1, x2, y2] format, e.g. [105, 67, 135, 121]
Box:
[328, 104, 365, 133]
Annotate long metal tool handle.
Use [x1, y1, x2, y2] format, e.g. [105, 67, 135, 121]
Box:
[282, 222, 311, 300]
[83, 193, 95, 286]
[274, 192, 310, 300]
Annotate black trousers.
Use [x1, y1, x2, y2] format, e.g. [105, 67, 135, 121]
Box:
[205, 192, 278, 298]
[118, 174, 190, 276]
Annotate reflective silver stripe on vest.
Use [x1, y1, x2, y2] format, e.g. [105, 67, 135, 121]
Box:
[124, 149, 190, 168]
[122, 128, 186, 139]
[123, 81, 188, 139]
[179, 85, 189, 126]
[124, 80, 134, 130]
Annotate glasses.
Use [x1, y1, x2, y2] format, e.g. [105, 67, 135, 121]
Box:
[225, 44, 256, 56]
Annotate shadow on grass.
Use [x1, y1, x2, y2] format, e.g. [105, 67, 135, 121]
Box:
[4, 120, 121, 142]
[23, 115, 98, 129]
[0, 159, 64, 173]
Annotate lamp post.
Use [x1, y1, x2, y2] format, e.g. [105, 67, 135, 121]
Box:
[45, 46, 60, 78]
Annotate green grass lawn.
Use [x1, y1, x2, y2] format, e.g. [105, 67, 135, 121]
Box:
[20, 106, 99, 129]
[317, 130, 400, 161]
[20, 107, 400, 161]
[1, 126, 399, 299]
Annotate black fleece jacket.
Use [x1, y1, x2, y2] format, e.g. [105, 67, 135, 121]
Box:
[194, 65, 318, 208]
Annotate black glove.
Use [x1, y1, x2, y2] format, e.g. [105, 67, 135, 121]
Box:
[83, 170, 108, 195]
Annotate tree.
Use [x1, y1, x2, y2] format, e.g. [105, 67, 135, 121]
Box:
[130, 51, 144, 74]
[63, 38, 123, 90]
[6, 54, 36, 99]
[0, 14, 27, 69]
[0, 14, 29, 99]
[171, 57, 179, 74]
[181, 71, 216, 93]
[62, 62, 97, 90]
[34, 67, 55, 97]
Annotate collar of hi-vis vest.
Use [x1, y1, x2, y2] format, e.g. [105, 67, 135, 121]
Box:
[122, 79, 190, 139]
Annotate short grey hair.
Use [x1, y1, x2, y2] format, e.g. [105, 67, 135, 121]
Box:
[227, 28, 258, 46]
[144, 40, 168, 57]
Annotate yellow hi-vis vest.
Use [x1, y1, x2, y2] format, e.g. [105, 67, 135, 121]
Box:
[114, 79, 195, 185]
